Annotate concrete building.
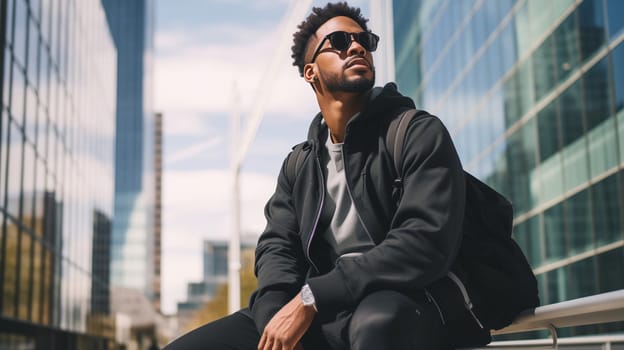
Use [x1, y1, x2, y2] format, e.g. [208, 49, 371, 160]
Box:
[0, 0, 117, 347]
[390, 0, 624, 337]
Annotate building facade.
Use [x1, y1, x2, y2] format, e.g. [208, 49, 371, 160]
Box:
[0, 0, 117, 348]
[101, 0, 157, 305]
[392, 0, 624, 337]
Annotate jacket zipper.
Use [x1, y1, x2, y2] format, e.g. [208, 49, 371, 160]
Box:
[425, 289, 446, 325]
[447, 271, 484, 329]
[340, 146, 375, 244]
[305, 154, 324, 274]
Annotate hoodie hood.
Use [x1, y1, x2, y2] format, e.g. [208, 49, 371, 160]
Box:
[306, 82, 416, 142]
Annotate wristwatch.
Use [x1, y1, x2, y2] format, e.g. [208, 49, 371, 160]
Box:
[301, 284, 317, 311]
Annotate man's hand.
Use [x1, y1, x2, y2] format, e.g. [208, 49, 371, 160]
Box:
[258, 292, 316, 350]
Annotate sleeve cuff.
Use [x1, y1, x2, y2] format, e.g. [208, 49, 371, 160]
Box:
[307, 268, 353, 313]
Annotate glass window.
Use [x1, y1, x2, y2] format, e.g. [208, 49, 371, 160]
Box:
[584, 58, 618, 177]
[560, 81, 585, 147]
[584, 58, 612, 131]
[527, 0, 554, 43]
[27, 17, 39, 87]
[504, 59, 534, 126]
[537, 153, 564, 205]
[499, 19, 518, 76]
[533, 36, 557, 102]
[612, 43, 624, 164]
[513, 215, 543, 268]
[11, 63, 25, 125]
[545, 266, 568, 304]
[567, 257, 598, 300]
[592, 174, 623, 246]
[537, 100, 561, 161]
[472, 5, 488, 52]
[596, 248, 624, 293]
[6, 0, 14, 47]
[562, 137, 589, 192]
[587, 116, 618, 178]
[33, 157, 45, 237]
[2, 49, 11, 108]
[18, 230, 32, 320]
[36, 105, 47, 159]
[41, 247, 52, 325]
[7, 121, 23, 220]
[554, 12, 580, 85]
[606, 0, 624, 40]
[543, 203, 567, 261]
[565, 189, 594, 254]
[506, 118, 538, 214]
[0, 112, 8, 205]
[13, 0, 28, 68]
[22, 143, 35, 229]
[30, 239, 42, 322]
[2, 218, 18, 317]
[578, 0, 607, 62]
[38, 44, 49, 106]
[25, 84, 37, 144]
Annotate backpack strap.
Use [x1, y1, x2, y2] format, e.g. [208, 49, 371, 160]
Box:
[285, 142, 309, 186]
[389, 109, 418, 178]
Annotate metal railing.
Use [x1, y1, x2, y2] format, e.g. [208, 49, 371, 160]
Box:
[476, 289, 624, 349]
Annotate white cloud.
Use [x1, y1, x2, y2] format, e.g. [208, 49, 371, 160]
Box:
[154, 23, 317, 121]
[166, 138, 224, 166]
[161, 169, 276, 313]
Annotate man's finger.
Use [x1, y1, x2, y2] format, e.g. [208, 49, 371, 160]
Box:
[258, 332, 267, 350]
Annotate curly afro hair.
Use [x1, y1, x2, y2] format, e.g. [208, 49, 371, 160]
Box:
[291, 2, 370, 77]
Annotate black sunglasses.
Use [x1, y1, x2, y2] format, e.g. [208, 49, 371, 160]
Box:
[310, 31, 380, 63]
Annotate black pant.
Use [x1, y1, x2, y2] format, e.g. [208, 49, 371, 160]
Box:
[163, 290, 450, 350]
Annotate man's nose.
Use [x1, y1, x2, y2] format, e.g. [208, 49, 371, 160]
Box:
[346, 34, 366, 56]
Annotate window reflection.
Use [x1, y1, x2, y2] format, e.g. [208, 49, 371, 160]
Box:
[597, 248, 624, 293]
[543, 203, 567, 261]
[591, 174, 622, 246]
[606, 0, 624, 39]
[565, 190, 593, 255]
[578, 0, 606, 61]
[533, 36, 557, 102]
[2, 218, 19, 317]
[554, 12, 579, 84]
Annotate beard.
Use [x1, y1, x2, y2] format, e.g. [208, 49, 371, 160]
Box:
[320, 63, 375, 93]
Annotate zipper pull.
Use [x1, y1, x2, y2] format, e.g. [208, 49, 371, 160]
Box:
[467, 301, 485, 329]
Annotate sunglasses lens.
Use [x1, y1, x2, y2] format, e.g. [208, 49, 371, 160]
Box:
[358, 33, 378, 51]
[329, 32, 352, 51]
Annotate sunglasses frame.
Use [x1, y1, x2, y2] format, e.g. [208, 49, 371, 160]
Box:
[310, 31, 380, 63]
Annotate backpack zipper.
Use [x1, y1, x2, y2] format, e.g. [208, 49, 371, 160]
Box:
[447, 271, 485, 329]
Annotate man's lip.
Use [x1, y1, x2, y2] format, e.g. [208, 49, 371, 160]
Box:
[346, 58, 370, 69]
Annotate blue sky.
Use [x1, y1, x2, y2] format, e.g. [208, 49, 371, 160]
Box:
[155, 0, 368, 314]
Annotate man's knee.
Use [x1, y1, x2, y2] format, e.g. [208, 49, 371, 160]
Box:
[348, 290, 446, 350]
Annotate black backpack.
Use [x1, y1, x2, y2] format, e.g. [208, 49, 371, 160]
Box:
[388, 109, 539, 346]
[286, 109, 539, 345]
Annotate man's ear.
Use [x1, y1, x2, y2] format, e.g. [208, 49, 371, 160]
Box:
[303, 63, 316, 83]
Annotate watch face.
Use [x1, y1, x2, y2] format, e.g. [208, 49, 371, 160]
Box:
[301, 285, 315, 305]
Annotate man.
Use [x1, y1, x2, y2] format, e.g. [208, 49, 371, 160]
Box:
[165, 2, 469, 349]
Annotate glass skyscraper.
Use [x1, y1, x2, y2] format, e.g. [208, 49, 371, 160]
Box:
[392, 0, 624, 337]
[101, 0, 157, 305]
[0, 0, 116, 348]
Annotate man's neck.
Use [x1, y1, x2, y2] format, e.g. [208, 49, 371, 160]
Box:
[317, 90, 370, 143]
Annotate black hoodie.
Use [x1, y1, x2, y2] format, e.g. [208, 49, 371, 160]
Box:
[248, 83, 466, 334]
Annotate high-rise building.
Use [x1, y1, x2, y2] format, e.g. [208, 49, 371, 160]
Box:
[101, 0, 157, 305]
[391, 0, 624, 337]
[0, 0, 117, 347]
[154, 111, 162, 311]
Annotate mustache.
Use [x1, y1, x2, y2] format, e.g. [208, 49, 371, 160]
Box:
[343, 55, 373, 70]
